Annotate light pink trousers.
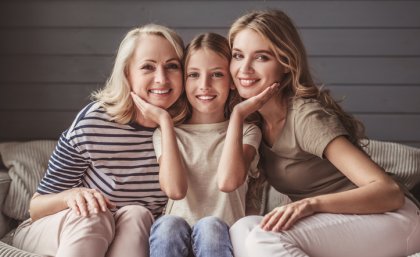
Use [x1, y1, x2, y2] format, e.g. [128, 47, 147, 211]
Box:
[230, 198, 420, 257]
[13, 205, 154, 257]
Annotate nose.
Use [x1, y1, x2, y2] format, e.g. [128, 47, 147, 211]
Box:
[239, 58, 254, 74]
[199, 75, 211, 91]
[154, 66, 168, 84]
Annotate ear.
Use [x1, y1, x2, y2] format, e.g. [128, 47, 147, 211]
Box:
[229, 82, 236, 90]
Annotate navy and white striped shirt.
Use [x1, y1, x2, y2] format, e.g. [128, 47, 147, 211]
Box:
[37, 102, 167, 217]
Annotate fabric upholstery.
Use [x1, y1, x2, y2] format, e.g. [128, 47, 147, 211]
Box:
[364, 139, 420, 190]
[0, 241, 43, 257]
[0, 141, 56, 221]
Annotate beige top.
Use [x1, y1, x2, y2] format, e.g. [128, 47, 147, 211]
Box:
[153, 121, 261, 226]
[261, 98, 357, 201]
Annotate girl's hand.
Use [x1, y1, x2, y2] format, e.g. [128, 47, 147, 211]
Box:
[131, 92, 170, 125]
[233, 82, 279, 119]
[64, 188, 115, 216]
[260, 198, 316, 231]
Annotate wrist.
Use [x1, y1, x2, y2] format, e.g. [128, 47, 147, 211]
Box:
[308, 197, 321, 213]
[232, 107, 246, 121]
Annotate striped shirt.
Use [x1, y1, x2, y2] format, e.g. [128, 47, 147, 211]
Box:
[37, 102, 167, 217]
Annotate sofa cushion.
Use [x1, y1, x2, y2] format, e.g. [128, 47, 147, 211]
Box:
[0, 141, 56, 221]
[364, 139, 420, 190]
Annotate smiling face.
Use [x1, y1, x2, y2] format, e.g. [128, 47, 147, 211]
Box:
[126, 34, 183, 109]
[230, 28, 286, 99]
[185, 48, 232, 123]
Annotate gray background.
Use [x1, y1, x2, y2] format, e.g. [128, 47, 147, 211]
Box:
[0, 0, 419, 147]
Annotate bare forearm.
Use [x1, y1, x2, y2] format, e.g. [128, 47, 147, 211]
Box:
[310, 180, 404, 214]
[158, 118, 187, 199]
[29, 192, 68, 221]
[217, 112, 247, 192]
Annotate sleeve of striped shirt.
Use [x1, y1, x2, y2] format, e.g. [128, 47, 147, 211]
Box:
[37, 133, 90, 194]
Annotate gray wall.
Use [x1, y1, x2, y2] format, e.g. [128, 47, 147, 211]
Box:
[1, 0, 419, 147]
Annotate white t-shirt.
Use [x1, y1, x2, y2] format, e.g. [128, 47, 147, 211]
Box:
[153, 120, 261, 226]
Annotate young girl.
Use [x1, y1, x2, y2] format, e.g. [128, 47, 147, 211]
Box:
[12, 24, 186, 257]
[132, 32, 268, 257]
[228, 9, 420, 257]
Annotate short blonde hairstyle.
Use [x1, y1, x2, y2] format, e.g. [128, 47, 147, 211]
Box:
[92, 24, 186, 124]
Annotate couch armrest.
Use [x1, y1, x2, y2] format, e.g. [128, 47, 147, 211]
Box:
[0, 169, 11, 239]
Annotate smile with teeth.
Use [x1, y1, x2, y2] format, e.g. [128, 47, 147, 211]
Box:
[196, 95, 216, 100]
[149, 89, 171, 95]
[239, 79, 259, 87]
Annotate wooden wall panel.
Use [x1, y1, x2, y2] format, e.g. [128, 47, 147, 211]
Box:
[0, 0, 419, 146]
[2, 28, 420, 56]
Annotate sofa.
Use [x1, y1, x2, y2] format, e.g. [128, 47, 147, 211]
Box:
[0, 139, 420, 257]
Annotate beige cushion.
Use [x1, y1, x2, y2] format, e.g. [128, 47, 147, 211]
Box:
[364, 139, 420, 190]
[0, 141, 56, 221]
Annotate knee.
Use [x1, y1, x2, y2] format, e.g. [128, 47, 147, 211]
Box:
[151, 215, 191, 240]
[230, 216, 261, 241]
[192, 216, 230, 249]
[194, 216, 229, 234]
[245, 226, 295, 255]
[65, 209, 115, 243]
[117, 205, 154, 227]
[150, 215, 191, 254]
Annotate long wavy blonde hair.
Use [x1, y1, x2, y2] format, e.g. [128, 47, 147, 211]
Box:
[229, 9, 366, 147]
[92, 24, 188, 125]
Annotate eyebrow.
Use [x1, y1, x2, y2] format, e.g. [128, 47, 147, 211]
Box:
[142, 58, 180, 63]
[232, 48, 275, 56]
[187, 66, 226, 71]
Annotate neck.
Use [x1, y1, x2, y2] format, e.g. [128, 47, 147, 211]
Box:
[187, 111, 226, 124]
[258, 95, 288, 128]
[134, 112, 158, 128]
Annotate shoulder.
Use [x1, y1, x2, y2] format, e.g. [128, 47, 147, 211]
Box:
[290, 97, 324, 114]
[64, 102, 112, 137]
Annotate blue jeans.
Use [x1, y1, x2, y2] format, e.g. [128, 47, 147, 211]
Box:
[149, 215, 233, 257]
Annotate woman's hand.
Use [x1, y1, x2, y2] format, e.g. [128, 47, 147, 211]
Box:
[260, 198, 316, 231]
[131, 92, 170, 125]
[233, 82, 279, 119]
[64, 188, 115, 216]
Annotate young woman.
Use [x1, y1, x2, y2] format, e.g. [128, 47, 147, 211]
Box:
[12, 24, 186, 257]
[228, 9, 420, 257]
[131, 32, 268, 257]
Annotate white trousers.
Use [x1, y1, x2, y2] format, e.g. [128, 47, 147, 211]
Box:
[13, 205, 154, 257]
[230, 198, 420, 257]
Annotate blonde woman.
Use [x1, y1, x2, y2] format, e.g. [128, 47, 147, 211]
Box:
[12, 24, 186, 257]
[228, 9, 420, 257]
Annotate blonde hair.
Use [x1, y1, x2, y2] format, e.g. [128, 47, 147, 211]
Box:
[183, 32, 240, 120]
[92, 24, 187, 124]
[229, 9, 366, 146]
